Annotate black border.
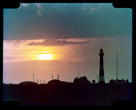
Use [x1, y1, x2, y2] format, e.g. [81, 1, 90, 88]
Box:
[1, 0, 135, 110]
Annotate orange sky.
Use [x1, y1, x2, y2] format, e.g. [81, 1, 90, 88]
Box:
[3, 38, 132, 84]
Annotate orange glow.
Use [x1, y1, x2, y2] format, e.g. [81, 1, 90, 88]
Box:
[4, 38, 91, 62]
[38, 54, 52, 60]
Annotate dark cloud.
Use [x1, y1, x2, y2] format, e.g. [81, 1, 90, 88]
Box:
[6, 40, 26, 46]
[28, 39, 91, 46]
[4, 3, 132, 40]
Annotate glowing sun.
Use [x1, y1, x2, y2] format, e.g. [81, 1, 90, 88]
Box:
[38, 54, 52, 60]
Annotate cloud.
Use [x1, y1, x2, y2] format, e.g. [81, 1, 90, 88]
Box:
[35, 3, 42, 16]
[21, 3, 42, 16]
[35, 3, 41, 8]
[28, 39, 91, 46]
[11, 40, 22, 46]
[22, 3, 29, 7]
[6, 40, 26, 46]
[91, 3, 103, 12]
[81, 3, 103, 12]
[81, 3, 89, 11]
[38, 10, 41, 16]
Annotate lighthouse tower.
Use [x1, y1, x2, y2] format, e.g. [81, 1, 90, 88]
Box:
[99, 49, 105, 83]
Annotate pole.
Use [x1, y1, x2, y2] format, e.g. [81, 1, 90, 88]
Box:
[58, 74, 59, 80]
[33, 73, 34, 83]
[37, 78, 39, 84]
[97, 74, 98, 83]
[52, 74, 53, 80]
[78, 72, 80, 78]
[116, 52, 118, 80]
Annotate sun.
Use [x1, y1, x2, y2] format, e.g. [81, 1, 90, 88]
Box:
[38, 54, 52, 60]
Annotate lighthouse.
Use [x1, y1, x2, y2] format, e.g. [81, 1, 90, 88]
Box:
[99, 49, 105, 83]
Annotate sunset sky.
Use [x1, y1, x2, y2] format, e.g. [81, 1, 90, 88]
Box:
[3, 3, 132, 84]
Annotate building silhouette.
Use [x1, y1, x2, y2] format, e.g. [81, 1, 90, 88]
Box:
[99, 49, 105, 83]
[19, 81, 37, 85]
[73, 76, 90, 85]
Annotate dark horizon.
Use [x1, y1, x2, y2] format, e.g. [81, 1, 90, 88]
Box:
[3, 77, 132, 106]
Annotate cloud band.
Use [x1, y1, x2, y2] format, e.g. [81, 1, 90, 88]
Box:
[28, 39, 91, 46]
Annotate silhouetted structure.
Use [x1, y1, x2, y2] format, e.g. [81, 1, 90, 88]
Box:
[33, 73, 34, 83]
[116, 52, 119, 80]
[37, 78, 39, 84]
[99, 49, 105, 83]
[19, 81, 37, 85]
[110, 79, 115, 84]
[4, 80, 131, 106]
[110, 79, 129, 84]
[57, 74, 59, 80]
[40, 80, 41, 84]
[97, 74, 98, 83]
[74, 76, 90, 86]
[77, 72, 80, 78]
[115, 79, 126, 83]
[52, 74, 53, 80]
[92, 80, 96, 84]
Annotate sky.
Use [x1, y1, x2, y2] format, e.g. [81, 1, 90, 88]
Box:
[3, 3, 132, 84]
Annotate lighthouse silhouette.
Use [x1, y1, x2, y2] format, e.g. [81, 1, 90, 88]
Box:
[99, 49, 105, 83]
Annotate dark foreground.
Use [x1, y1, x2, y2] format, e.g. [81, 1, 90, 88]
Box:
[3, 82, 132, 106]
